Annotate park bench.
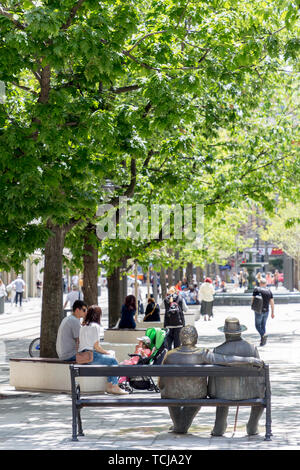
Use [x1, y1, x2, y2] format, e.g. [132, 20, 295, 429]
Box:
[69, 363, 272, 442]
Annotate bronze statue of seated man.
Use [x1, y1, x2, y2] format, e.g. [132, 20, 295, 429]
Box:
[208, 317, 265, 436]
[159, 324, 263, 434]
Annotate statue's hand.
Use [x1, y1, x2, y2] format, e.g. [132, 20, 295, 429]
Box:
[251, 358, 264, 369]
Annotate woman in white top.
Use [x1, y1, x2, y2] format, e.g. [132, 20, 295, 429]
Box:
[78, 305, 128, 395]
[199, 278, 215, 321]
[0, 279, 7, 298]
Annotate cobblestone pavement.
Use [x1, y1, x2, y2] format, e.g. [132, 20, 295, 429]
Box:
[0, 298, 300, 451]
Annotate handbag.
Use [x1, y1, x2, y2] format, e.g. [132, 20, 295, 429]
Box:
[76, 350, 93, 364]
[251, 295, 263, 314]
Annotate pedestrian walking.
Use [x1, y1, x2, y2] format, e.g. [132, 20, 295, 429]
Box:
[255, 271, 262, 287]
[36, 279, 42, 297]
[0, 279, 7, 313]
[252, 278, 275, 346]
[238, 270, 245, 288]
[0, 278, 7, 298]
[199, 277, 215, 321]
[6, 281, 15, 306]
[63, 284, 82, 310]
[12, 274, 25, 308]
[274, 270, 279, 290]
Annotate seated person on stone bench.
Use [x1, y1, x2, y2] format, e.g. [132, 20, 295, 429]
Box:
[118, 295, 137, 329]
[79, 305, 128, 395]
[159, 325, 263, 434]
[56, 300, 88, 362]
[208, 317, 265, 436]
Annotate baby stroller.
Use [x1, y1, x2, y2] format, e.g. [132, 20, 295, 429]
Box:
[118, 327, 169, 394]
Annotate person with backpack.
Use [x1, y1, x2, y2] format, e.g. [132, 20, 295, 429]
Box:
[163, 286, 185, 350]
[252, 278, 275, 346]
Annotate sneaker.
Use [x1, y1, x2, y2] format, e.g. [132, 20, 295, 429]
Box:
[260, 335, 268, 346]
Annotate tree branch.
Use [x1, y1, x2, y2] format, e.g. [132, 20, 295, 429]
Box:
[60, 0, 86, 31]
[110, 84, 140, 94]
[0, 4, 26, 30]
[108, 158, 137, 207]
[127, 30, 167, 53]
[122, 50, 161, 71]
[12, 81, 38, 96]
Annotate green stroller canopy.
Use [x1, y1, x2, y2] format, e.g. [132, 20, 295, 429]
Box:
[145, 327, 167, 359]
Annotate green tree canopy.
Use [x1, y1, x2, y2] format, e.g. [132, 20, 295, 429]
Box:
[0, 0, 299, 353]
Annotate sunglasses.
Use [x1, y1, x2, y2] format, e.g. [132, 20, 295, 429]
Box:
[82, 307, 87, 313]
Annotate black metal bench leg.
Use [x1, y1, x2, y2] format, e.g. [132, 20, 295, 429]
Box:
[264, 365, 272, 441]
[71, 369, 79, 441]
[72, 404, 78, 441]
[77, 407, 84, 436]
[264, 404, 272, 441]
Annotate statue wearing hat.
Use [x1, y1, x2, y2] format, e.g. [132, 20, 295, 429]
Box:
[208, 317, 265, 436]
[159, 325, 263, 434]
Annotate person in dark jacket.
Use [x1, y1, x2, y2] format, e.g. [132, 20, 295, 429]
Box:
[144, 296, 161, 322]
[252, 278, 275, 346]
[119, 295, 137, 329]
[164, 286, 185, 350]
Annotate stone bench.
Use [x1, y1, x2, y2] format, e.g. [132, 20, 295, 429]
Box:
[135, 321, 164, 329]
[104, 328, 148, 344]
[9, 358, 107, 394]
[101, 342, 140, 362]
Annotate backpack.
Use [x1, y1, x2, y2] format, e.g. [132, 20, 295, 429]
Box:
[165, 300, 183, 327]
[251, 294, 263, 314]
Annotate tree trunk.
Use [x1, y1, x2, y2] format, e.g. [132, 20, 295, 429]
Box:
[107, 267, 122, 328]
[160, 266, 167, 300]
[167, 267, 173, 288]
[40, 222, 67, 357]
[120, 261, 128, 303]
[153, 271, 158, 301]
[186, 262, 193, 285]
[174, 251, 180, 283]
[82, 223, 98, 307]
[196, 266, 204, 284]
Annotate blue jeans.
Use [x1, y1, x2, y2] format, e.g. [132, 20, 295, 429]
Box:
[67, 355, 76, 362]
[255, 311, 269, 338]
[91, 351, 119, 385]
[15, 292, 23, 306]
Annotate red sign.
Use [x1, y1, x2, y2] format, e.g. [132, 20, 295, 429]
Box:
[271, 248, 283, 255]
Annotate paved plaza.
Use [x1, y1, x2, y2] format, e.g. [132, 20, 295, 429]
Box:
[0, 292, 300, 451]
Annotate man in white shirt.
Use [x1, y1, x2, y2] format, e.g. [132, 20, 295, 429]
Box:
[56, 300, 87, 361]
[63, 284, 82, 310]
[12, 275, 26, 307]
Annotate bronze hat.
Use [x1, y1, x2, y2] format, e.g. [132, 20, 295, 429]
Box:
[218, 317, 247, 334]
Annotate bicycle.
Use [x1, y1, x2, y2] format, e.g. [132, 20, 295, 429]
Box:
[28, 309, 73, 357]
[29, 337, 40, 357]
